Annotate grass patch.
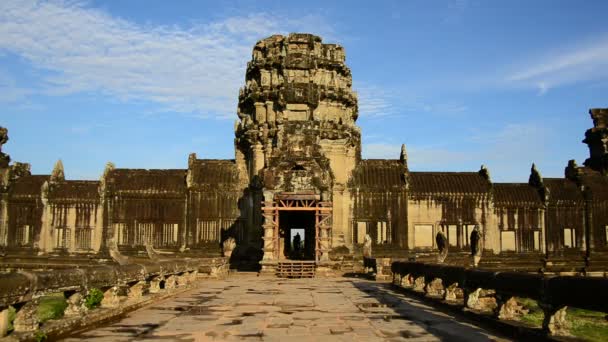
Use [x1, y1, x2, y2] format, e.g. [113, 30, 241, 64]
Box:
[34, 330, 47, 342]
[37, 293, 68, 323]
[516, 298, 608, 341]
[7, 306, 16, 332]
[517, 297, 543, 328]
[569, 308, 608, 342]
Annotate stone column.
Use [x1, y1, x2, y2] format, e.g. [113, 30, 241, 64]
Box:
[318, 200, 332, 262]
[0, 193, 8, 247]
[93, 201, 104, 252]
[251, 144, 265, 177]
[254, 102, 266, 124]
[265, 101, 275, 126]
[262, 191, 275, 261]
[68, 205, 77, 253]
[583, 188, 594, 256]
[39, 195, 52, 253]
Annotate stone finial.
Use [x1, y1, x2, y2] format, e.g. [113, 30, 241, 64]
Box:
[529, 163, 549, 201]
[478, 164, 491, 182]
[0, 126, 9, 168]
[0, 127, 8, 152]
[50, 159, 65, 182]
[399, 144, 408, 165]
[565, 159, 581, 182]
[529, 163, 543, 187]
[99, 161, 115, 195]
[188, 153, 197, 167]
[102, 162, 115, 179]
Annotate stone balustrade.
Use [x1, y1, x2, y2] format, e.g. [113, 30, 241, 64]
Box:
[0, 258, 219, 337]
[391, 261, 608, 337]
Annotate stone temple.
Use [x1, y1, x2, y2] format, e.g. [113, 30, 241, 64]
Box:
[1, 33, 608, 272]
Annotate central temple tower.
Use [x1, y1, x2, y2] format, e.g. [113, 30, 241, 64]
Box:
[234, 33, 360, 264]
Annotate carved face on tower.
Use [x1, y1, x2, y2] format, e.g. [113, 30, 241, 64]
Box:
[234, 33, 361, 189]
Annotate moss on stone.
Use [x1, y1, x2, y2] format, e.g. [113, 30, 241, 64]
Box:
[37, 293, 68, 323]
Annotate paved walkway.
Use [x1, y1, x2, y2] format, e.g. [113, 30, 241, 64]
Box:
[64, 275, 509, 341]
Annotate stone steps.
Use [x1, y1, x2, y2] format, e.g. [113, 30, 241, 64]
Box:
[276, 260, 316, 278]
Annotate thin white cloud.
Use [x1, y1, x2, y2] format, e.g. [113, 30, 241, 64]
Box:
[363, 121, 553, 181]
[362, 143, 401, 159]
[506, 35, 608, 94]
[0, 1, 335, 118]
[0, 69, 31, 103]
[362, 142, 469, 167]
[355, 82, 468, 119]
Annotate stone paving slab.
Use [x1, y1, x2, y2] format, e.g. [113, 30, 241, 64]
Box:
[63, 275, 510, 341]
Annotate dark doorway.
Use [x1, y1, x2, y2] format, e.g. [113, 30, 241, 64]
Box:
[279, 211, 316, 260]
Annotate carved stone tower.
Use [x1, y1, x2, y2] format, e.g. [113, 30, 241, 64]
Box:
[583, 108, 608, 174]
[234, 33, 360, 265]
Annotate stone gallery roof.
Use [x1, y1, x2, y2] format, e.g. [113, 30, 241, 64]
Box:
[48, 180, 100, 201]
[577, 168, 608, 201]
[493, 183, 543, 207]
[107, 169, 186, 194]
[349, 160, 406, 190]
[10, 175, 49, 198]
[409, 172, 491, 195]
[544, 178, 583, 204]
[188, 159, 240, 190]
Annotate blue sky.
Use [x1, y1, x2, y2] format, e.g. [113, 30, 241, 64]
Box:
[1, 0, 607, 182]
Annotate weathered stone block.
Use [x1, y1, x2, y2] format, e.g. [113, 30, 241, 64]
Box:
[13, 300, 39, 332]
[64, 292, 86, 316]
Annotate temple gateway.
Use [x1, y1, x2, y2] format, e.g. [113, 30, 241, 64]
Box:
[1, 34, 608, 272]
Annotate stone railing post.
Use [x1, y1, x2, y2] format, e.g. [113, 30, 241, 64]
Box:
[541, 304, 570, 336]
[465, 288, 497, 313]
[101, 286, 122, 308]
[401, 273, 413, 288]
[149, 276, 163, 293]
[127, 281, 148, 301]
[424, 278, 445, 298]
[165, 275, 178, 289]
[13, 300, 40, 332]
[413, 276, 425, 292]
[0, 307, 10, 337]
[64, 291, 86, 316]
[443, 283, 463, 302]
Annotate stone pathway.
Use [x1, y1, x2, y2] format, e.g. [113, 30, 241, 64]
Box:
[64, 275, 510, 341]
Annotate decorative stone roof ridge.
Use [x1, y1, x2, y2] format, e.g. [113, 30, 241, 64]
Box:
[575, 167, 608, 201]
[47, 180, 101, 201]
[188, 158, 240, 189]
[408, 171, 492, 195]
[493, 183, 543, 207]
[106, 168, 187, 193]
[348, 159, 406, 189]
[543, 178, 584, 204]
[110, 191, 186, 198]
[9, 174, 50, 197]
